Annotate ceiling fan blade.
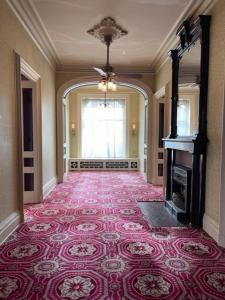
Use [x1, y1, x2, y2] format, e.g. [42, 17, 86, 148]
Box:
[93, 67, 107, 77]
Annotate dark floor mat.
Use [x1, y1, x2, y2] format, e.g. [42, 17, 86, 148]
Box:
[139, 201, 186, 227]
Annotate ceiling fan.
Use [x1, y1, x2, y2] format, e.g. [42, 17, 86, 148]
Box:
[93, 33, 117, 91]
[87, 17, 142, 92]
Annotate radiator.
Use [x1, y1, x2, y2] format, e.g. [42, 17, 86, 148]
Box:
[69, 158, 139, 171]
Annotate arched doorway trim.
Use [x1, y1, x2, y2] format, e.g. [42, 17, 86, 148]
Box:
[63, 81, 149, 100]
[56, 76, 153, 183]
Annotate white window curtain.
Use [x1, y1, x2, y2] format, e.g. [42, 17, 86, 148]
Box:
[81, 98, 126, 158]
[177, 99, 190, 136]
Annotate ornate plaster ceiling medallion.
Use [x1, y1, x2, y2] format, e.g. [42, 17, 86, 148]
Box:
[87, 17, 128, 44]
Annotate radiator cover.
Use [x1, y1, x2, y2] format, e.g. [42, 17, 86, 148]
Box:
[69, 159, 139, 171]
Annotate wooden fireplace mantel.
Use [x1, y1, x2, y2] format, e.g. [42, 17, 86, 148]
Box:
[164, 15, 211, 228]
[163, 135, 207, 154]
[163, 137, 194, 153]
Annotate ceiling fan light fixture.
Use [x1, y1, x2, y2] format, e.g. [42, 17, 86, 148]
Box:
[111, 81, 117, 91]
[107, 80, 113, 89]
[97, 78, 117, 92]
[98, 81, 104, 90]
[88, 17, 128, 93]
[102, 83, 107, 92]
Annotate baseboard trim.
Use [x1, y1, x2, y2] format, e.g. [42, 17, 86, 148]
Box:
[203, 213, 219, 242]
[218, 233, 225, 248]
[43, 176, 57, 198]
[0, 211, 21, 245]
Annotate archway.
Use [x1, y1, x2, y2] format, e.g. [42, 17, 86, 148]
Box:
[56, 76, 154, 183]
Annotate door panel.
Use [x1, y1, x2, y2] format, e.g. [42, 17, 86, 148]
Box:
[155, 99, 165, 184]
[21, 80, 38, 204]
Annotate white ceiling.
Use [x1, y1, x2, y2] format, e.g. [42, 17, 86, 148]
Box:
[31, 0, 193, 69]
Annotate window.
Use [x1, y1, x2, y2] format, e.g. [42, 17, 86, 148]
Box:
[81, 98, 126, 158]
[177, 99, 190, 136]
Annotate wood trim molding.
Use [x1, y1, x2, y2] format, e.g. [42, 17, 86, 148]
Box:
[21, 58, 40, 81]
[203, 213, 219, 242]
[43, 176, 57, 198]
[154, 86, 166, 100]
[0, 211, 21, 245]
[219, 233, 225, 248]
[151, 0, 218, 72]
[6, 0, 59, 69]
[15, 53, 24, 222]
[217, 84, 225, 248]
[151, 88, 166, 185]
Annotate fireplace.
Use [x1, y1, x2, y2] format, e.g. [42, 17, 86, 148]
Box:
[165, 164, 192, 222]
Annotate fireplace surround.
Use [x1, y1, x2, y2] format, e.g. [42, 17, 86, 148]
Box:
[165, 164, 192, 222]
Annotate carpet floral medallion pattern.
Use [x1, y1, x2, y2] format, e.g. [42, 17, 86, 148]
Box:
[0, 171, 225, 299]
[134, 274, 171, 297]
[0, 277, 18, 298]
[58, 276, 95, 300]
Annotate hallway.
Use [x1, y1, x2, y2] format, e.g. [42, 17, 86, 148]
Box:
[0, 172, 225, 299]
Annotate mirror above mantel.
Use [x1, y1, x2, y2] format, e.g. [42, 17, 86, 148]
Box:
[178, 39, 201, 137]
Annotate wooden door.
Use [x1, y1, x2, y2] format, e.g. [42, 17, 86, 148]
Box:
[21, 80, 38, 203]
[155, 98, 165, 185]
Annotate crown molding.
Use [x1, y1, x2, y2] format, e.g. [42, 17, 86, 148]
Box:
[6, 0, 60, 69]
[56, 64, 155, 75]
[151, 0, 218, 73]
[21, 57, 40, 81]
[6, 0, 218, 73]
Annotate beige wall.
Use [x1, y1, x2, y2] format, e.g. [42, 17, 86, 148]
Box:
[129, 93, 139, 157]
[155, 61, 172, 93]
[154, 0, 225, 240]
[0, 1, 56, 222]
[155, 61, 172, 137]
[205, 0, 225, 226]
[68, 88, 140, 158]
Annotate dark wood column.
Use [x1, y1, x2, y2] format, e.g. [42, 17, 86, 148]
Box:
[166, 50, 179, 201]
[169, 49, 179, 139]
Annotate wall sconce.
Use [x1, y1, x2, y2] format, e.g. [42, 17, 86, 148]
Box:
[132, 123, 136, 136]
[71, 123, 76, 136]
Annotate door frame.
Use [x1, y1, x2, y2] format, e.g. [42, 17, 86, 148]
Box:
[153, 88, 165, 185]
[152, 84, 170, 186]
[16, 54, 42, 219]
[56, 77, 153, 183]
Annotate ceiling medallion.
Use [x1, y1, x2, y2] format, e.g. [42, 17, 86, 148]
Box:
[87, 17, 128, 44]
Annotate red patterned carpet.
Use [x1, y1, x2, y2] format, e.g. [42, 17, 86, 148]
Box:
[0, 171, 225, 299]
